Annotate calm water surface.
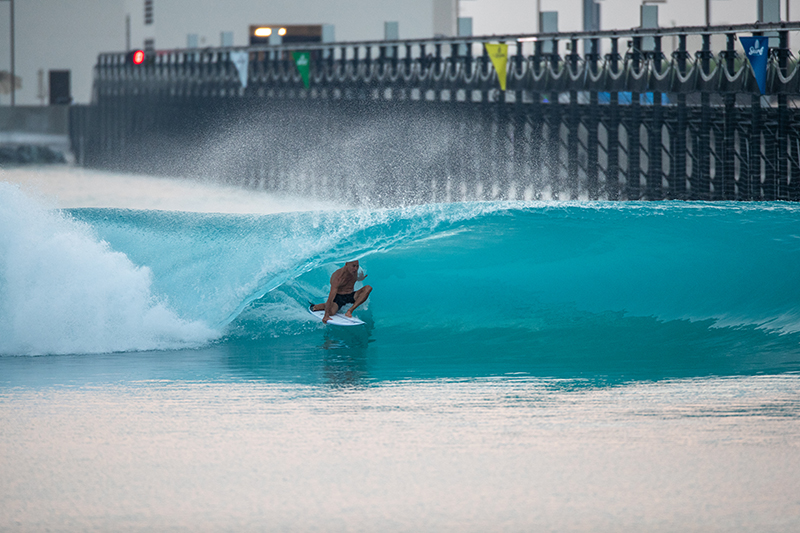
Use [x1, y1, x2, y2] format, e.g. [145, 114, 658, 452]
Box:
[2, 351, 799, 532]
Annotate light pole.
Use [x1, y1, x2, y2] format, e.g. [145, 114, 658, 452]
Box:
[1, 0, 14, 106]
[536, 0, 541, 32]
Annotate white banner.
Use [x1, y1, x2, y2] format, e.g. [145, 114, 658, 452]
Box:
[229, 51, 249, 89]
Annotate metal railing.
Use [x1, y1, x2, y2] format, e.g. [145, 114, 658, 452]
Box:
[72, 22, 800, 202]
[94, 21, 800, 100]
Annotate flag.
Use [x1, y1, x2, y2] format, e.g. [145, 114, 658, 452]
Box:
[484, 43, 508, 91]
[292, 51, 311, 89]
[229, 51, 249, 89]
[739, 36, 768, 95]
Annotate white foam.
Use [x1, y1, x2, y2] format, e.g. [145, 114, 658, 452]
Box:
[0, 182, 217, 355]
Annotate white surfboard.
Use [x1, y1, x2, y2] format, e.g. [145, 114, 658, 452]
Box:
[307, 306, 365, 326]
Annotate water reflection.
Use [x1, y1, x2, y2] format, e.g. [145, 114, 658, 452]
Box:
[3, 374, 799, 532]
[319, 312, 374, 387]
[3, 312, 800, 391]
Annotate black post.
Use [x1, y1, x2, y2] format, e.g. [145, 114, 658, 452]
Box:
[749, 32, 763, 200]
[512, 41, 526, 200]
[8, 0, 14, 106]
[628, 36, 642, 200]
[531, 39, 544, 198]
[607, 37, 621, 200]
[723, 33, 736, 200]
[671, 35, 687, 199]
[434, 42, 443, 101]
[649, 35, 664, 199]
[778, 30, 789, 199]
[548, 38, 561, 199]
[568, 37, 580, 199]
[587, 37, 599, 200]
[480, 43, 491, 199]
[698, 33, 712, 200]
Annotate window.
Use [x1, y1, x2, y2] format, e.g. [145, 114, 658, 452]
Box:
[144, 0, 153, 25]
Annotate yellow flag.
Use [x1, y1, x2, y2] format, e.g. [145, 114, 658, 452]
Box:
[484, 43, 508, 91]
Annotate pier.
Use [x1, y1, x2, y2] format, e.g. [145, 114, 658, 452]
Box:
[71, 21, 800, 203]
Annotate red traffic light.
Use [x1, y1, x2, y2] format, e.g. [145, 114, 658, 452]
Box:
[132, 50, 145, 65]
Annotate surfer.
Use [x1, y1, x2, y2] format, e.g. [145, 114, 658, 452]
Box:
[310, 260, 372, 324]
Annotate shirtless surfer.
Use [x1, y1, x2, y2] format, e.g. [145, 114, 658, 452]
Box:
[310, 260, 372, 324]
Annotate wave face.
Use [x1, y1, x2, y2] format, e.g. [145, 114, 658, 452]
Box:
[3, 181, 800, 378]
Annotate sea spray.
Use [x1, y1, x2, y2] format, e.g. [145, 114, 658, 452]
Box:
[0, 183, 215, 355]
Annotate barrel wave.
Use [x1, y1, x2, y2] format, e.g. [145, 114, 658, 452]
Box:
[3, 182, 800, 379]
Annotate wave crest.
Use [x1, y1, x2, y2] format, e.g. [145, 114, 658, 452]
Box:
[0, 183, 216, 355]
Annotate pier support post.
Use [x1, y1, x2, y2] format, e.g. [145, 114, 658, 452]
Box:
[648, 35, 664, 199]
[546, 41, 561, 199]
[607, 38, 621, 200]
[778, 30, 789, 199]
[530, 40, 544, 199]
[673, 35, 688, 199]
[512, 42, 526, 200]
[568, 37, 580, 199]
[698, 33, 712, 200]
[628, 36, 642, 200]
[722, 33, 737, 200]
[586, 37, 600, 200]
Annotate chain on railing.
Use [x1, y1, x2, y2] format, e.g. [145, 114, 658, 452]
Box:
[94, 22, 800, 100]
[72, 22, 800, 202]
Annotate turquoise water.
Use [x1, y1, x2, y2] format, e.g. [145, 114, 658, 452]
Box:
[2, 180, 800, 530]
[4, 183, 800, 378]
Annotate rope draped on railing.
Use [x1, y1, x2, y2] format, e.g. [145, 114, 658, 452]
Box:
[74, 21, 800, 203]
[94, 21, 800, 100]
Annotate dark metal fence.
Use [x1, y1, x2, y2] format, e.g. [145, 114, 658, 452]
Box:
[71, 21, 800, 203]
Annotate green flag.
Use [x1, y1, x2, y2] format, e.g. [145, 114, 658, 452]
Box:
[292, 51, 311, 89]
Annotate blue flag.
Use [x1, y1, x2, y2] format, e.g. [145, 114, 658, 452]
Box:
[739, 36, 769, 95]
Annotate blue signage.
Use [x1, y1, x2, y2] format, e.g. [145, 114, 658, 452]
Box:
[739, 36, 769, 95]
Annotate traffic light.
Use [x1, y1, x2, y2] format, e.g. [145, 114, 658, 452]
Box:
[125, 49, 146, 65]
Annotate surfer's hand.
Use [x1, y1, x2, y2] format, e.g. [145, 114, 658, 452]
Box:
[357, 273, 368, 281]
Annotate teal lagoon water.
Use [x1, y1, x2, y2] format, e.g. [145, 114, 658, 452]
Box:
[1, 179, 800, 531]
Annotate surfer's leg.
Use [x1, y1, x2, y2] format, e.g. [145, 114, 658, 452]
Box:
[345, 285, 372, 316]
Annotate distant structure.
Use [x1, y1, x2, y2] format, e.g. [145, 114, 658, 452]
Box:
[72, 20, 800, 203]
[2, 0, 458, 105]
[3, 0, 793, 105]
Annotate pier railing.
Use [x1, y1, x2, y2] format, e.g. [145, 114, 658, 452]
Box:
[72, 21, 800, 202]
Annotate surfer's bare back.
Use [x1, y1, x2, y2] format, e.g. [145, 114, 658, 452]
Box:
[310, 260, 372, 324]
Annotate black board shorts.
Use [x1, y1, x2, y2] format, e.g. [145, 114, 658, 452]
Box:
[333, 292, 356, 309]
